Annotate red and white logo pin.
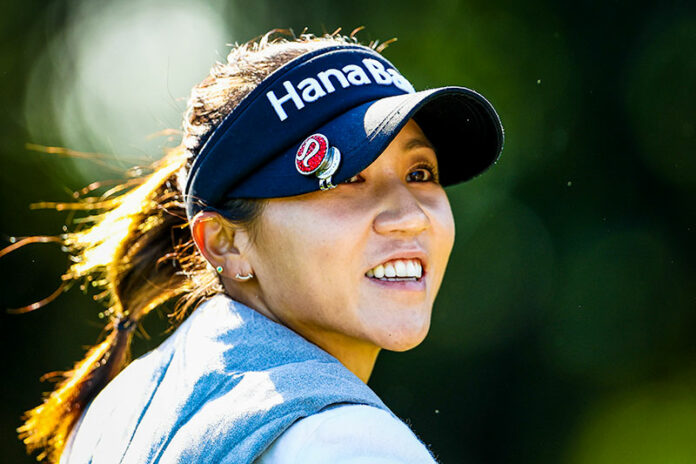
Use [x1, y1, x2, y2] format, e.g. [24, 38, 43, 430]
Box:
[295, 134, 341, 190]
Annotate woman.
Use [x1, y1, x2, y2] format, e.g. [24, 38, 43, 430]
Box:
[15, 30, 503, 463]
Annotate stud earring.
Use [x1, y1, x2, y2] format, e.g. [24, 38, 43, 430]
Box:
[216, 265, 224, 273]
[235, 273, 254, 281]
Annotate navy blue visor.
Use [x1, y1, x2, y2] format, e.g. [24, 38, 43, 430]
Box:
[184, 44, 504, 220]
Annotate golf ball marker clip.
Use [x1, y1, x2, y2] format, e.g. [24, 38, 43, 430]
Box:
[295, 134, 341, 190]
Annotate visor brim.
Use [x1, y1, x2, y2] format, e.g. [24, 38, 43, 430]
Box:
[229, 86, 504, 198]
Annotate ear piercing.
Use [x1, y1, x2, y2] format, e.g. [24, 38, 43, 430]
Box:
[215, 266, 253, 281]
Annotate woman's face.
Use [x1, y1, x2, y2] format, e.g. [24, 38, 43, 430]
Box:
[245, 119, 455, 353]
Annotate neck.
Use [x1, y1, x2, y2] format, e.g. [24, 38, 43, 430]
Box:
[277, 321, 381, 383]
[222, 285, 381, 383]
[318, 338, 381, 383]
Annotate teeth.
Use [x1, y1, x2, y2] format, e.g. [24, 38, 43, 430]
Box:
[393, 260, 404, 276]
[366, 259, 423, 279]
[406, 260, 416, 276]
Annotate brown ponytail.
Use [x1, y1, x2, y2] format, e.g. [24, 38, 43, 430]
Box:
[14, 149, 199, 462]
[8, 29, 389, 463]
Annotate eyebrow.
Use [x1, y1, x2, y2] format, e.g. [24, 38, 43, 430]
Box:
[403, 136, 435, 151]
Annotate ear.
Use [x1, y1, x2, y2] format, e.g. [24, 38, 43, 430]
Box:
[190, 211, 254, 280]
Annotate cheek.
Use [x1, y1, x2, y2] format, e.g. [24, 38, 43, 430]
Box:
[424, 191, 456, 259]
[420, 193, 456, 301]
[254, 220, 317, 289]
[440, 202, 456, 256]
[251, 203, 365, 314]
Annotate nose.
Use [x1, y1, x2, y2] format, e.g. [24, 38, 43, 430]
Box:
[373, 183, 430, 236]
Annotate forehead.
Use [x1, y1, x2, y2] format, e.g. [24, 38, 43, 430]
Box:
[397, 120, 435, 149]
[369, 120, 437, 166]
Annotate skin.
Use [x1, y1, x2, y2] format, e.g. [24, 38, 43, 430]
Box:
[192, 119, 455, 383]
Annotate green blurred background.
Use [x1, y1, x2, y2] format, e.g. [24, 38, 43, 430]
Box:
[1, 0, 695, 462]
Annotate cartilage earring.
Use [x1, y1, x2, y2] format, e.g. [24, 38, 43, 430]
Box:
[216, 265, 224, 273]
[235, 273, 254, 281]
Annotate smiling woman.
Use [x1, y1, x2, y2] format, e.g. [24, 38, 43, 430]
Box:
[11, 29, 503, 463]
[197, 120, 455, 382]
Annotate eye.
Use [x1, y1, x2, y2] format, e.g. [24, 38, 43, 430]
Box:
[406, 163, 439, 183]
[342, 174, 364, 184]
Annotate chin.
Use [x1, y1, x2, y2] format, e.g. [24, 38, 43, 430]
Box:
[375, 317, 431, 352]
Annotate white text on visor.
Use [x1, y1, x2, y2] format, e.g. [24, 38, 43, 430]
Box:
[266, 58, 415, 121]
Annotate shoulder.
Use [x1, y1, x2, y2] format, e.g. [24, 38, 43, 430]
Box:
[256, 404, 438, 464]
